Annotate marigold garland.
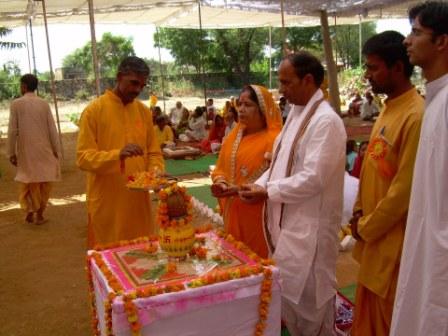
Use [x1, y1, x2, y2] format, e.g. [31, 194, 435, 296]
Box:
[86, 256, 100, 336]
[255, 268, 273, 336]
[88, 231, 275, 336]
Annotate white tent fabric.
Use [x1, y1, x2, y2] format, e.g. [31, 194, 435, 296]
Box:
[1, 0, 422, 28]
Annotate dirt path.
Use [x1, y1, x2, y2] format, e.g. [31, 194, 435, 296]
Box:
[0, 132, 91, 336]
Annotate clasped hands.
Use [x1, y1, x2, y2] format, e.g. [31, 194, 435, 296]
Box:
[211, 180, 268, 204]
[119, 143, 144, 160]
[349, 210, 363, 241]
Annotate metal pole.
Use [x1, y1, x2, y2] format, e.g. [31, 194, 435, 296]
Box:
[88, 0, 101, 96]
[40, 0, 63, 155]
[268, 26, 272, 89]
[280, 0, 287, 55]
[198, 0, 207, 106]
[359, 15, 362, 68]
[320, 10, 341, 115]
[25, 23, 32, 73]
[156, 26, 166, 114]
[333, 15, 337, 68]
[29, 19, 37, 76]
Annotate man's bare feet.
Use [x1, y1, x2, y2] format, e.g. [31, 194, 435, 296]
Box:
[25, 212, 34, 223]
[36, 211, 47, 225]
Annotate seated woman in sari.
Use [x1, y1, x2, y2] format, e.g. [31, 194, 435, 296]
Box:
[211, 85, 282, 258]
[200, 115, 226, 153]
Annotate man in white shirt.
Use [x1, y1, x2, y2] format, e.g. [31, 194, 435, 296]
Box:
[240, 52, 346, 335]
[360, 91, 379, 121]
[391, 2, 448, 335]
[169, 101, 185, 127]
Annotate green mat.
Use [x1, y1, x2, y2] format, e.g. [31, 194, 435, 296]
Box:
[187, 185, 218, 210]
[339, 283, 357, 303]
[281, 327, 291, 336]
[165, 155, 218, 176]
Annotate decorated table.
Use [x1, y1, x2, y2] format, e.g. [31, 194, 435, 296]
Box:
[87, 230, 281, 336]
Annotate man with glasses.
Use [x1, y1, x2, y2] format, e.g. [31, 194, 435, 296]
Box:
[391, 2, 448, 335]
[77, 56, 164, 248]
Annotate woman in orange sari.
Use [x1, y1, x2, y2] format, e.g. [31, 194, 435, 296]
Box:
[211, 85, 282, 258]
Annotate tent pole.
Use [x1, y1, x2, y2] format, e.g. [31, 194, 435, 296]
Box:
[25, 23, 32, 73]
[359, 15, 362, 68]
[320, 10, 341, 115]
[197, 0, 207, 107]
[40, 0, 63, 155]
[280, 0, 287, 55]
[333, 15, 337, 67]
[156, 26, 167, 114]
[29, 19, 37, 76]
[269, 26, 272, 89]
[88, 0, 101, 97]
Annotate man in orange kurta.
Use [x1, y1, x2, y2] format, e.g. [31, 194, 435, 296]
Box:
[350, 32, 423, 336]
[77, 57, 164, 248]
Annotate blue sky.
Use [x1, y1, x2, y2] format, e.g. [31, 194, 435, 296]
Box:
[0, 19, 411, 74]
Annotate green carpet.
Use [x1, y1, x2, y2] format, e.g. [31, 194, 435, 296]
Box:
[281, 327, 291, 336]
[187, 185, 218, 209]
[339, 283, 357, 304]
[165, 155, 218, 176]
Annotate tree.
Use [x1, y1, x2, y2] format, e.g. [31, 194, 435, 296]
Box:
[0, 26, 24, 49]
[0, 61, 21, 100]
[154, 28, 267, 84]
[270, 26, 323, 69]
[155, 29, 207, 75]
[210, 29, 268, 84]
[62, 33, 135, 79]
[332, 22, 376, 68]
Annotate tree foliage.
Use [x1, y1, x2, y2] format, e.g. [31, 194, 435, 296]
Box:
[332, 22, 376, 68]
[0, 61, 21, 100]
[0, 26, 25, 50]
[269, 23, 375, 70]
[62, 33, 135, 78]
[154, 28, 267, 84]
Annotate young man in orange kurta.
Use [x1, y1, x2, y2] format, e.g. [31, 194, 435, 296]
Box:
[77, 57, 164, 248]
[350, 31, 424, 336]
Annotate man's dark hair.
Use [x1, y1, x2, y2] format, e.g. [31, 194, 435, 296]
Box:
[285, 51, 325, 87]
[194, 106, 204, 117]
[155, 115, 167, 124]
[409, 1, 448, 37]
[20, 74, 38, 92]
[117, 56, 150, 76]
[362, 31, 414, 78]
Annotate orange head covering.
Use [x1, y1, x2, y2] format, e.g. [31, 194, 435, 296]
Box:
[249, 84, 283, 132]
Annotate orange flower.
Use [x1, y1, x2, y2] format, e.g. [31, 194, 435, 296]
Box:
[166, 262, 177, 273]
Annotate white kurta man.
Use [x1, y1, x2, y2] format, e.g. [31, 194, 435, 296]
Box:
[391, 2, 448, 335]
[239, 51, 346, 335]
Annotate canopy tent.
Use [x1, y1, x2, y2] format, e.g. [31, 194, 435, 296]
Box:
[0, 0, 422, 139]
[1, 0, 420, 28]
